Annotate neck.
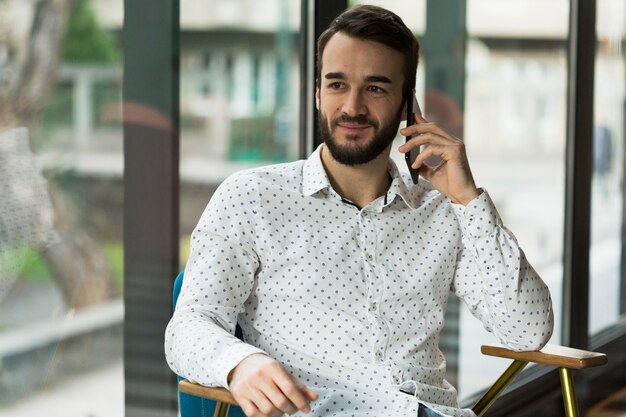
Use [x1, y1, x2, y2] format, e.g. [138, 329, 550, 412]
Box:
[320, 144, 392, 209]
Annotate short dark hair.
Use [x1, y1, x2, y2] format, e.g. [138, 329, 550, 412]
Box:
[316, 5, 420, 96]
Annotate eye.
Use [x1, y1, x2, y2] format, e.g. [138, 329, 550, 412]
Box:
[327, 82, 344, 89]
[367, 85, 386, 93]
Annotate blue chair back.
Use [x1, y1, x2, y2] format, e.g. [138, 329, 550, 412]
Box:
[173, 271, 246, 417]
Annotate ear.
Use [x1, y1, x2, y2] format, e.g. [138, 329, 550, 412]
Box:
[400, 91, 420, 122]
[315, 81, 320, 110]
[400, 91, 410, 122]
[400, 96, 408, 121]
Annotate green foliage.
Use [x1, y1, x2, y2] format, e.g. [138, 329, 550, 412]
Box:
[0, 247, 53, 282]
[2, 242, 124, 291]
[61, 0, 119, 63]
[102, 243, 124, 290]
[228, 115, 288, 162]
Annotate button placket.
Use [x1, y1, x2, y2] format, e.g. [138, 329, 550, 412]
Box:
[361, 213, 375, 263]
[361, 210, 387, 364]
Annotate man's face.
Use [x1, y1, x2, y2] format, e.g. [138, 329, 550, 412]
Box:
[316, 32, 406, 166]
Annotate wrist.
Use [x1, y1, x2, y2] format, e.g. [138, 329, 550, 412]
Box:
[227, 352, 267, 385]
[455, 187, 481, 206]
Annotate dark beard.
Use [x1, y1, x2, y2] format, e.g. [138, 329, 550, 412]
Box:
[319, 106, 403, 166]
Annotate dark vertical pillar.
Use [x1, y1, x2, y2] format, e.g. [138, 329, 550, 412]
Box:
[621, 94, 626, 316]
[423, 0, 467, 113]
[307, 0, 348, 151]
[299, 0, 314, 158]
[423, 0, 467, 388]
[563, 0, 595, 351]
[276, 0, 292, 159]
[123, 1, 180, 416]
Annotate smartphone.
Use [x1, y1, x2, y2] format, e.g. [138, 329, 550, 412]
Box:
[404, 93, 444, 184]
[404, 93, 421, 184]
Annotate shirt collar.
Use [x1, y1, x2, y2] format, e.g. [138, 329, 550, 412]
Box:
[302, 144, 417, 210]
[302, 145, 331, 197]
[386, 158, 417, 210]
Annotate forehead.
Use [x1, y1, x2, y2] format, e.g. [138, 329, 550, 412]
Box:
[321, 32, 404, 86]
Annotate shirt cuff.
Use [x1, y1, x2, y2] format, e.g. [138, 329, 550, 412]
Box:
[213, 341, 269, 389]
[451, 189, 503, 239]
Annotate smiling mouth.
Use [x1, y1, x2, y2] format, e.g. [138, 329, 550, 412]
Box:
[336, 123, 372, 134]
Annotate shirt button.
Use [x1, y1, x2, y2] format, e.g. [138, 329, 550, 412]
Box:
[375, 350, 384, 360]
[369, 303, 377, 312]
[392, 375, 402, 385]
[366, 253, 374, 261]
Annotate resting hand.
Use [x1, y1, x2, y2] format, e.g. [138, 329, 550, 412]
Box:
[228, 353, 318, 417]
[399, 114, 480, 205]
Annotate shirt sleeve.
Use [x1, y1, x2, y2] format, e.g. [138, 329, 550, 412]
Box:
[450, 189, 554, 351]
[164, 172, 268, 388]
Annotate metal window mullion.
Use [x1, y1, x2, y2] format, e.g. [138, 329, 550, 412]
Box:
[299, 0, 314, 158]
[123, 0, 180, 416]
[304, 0, 348, 152]
[562, 0, 596, 351]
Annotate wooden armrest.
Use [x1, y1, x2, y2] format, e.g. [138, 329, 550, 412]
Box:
[178, 345, 608, 407]
[179, 379, 239, 405]
[481, 344, 608, 369]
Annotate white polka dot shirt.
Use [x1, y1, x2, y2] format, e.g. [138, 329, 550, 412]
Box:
[165, 145, 554, 417]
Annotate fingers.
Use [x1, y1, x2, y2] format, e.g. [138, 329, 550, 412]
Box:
[258, 378, 299, 415]
[274, 372, 314, 413]
[411, 144, 447, 170]
[400, 125, 454, 145]
[398, 115, 463, 167]
[245, 389, 287, 417]
[229, 354, 317, 417]
[398, 132, 444, 155]
[401, 114, 454, 141]
[303, 385, 319, 401]
[240, 383, 311, 417]
[240, 379, 315, 417]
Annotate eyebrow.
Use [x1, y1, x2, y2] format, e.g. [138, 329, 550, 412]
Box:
[324, 72, 393, 84]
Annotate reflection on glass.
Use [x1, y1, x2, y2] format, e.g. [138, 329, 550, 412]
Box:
[179, 0, 301, 262]
[589, 0, 625, 335]
[0, 0, 123, 415]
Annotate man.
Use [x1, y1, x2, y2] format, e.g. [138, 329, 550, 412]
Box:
[165, 5, 553, 417]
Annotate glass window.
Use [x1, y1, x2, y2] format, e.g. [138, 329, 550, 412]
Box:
[461, 0, 570, 400]
[0, 0, 123, 415]
[179, 0, 301, 262]
[589, 0, 626, 335]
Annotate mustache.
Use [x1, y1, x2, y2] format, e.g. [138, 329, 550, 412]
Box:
[332, 114, 378, 128]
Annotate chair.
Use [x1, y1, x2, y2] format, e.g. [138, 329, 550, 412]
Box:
[173, 272, 246, 417]
[173, 272, 608, 417]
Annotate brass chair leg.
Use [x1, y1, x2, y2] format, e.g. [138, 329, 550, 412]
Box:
[214, 401, 230, 417]
[472, 360, 529, 417]
[559, 368, 579, 417]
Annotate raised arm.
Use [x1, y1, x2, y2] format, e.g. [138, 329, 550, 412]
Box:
[451, 192, 554, 351]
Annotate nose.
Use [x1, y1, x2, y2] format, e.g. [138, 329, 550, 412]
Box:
[341, 89, 366, 117]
